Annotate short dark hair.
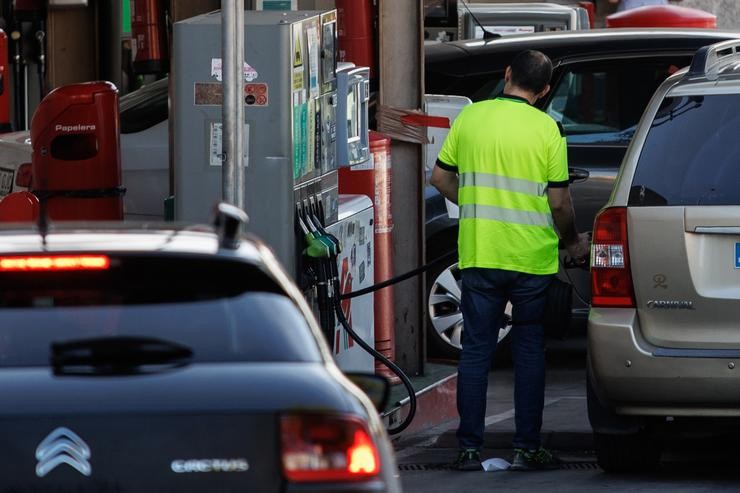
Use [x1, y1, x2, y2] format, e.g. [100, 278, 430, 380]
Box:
[509, 50, 553, 94]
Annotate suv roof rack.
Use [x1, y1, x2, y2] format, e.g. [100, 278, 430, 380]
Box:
[687, 39, 740, 80]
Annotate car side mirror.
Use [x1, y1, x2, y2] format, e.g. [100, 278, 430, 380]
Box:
[15, 163, 32, 188]
[345, 372, 391, 412]
[569, 167, 590, 184]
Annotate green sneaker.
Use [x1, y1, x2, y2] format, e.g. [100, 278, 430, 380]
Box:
[509, 447, 561, 471]
[452, 448, 483, 471]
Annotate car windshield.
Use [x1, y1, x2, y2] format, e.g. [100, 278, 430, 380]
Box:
[630, 94, 740, 206]
[0, 254, 323, 367]
[119, 78, 169, 134]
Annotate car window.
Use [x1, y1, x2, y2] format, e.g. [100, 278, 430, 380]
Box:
[468, 73, 505, 102]
[545, 57, 690, 145]
[0, 254, 323, 367]
[119, 78, 169, 134]
[629, 94, 740, 207]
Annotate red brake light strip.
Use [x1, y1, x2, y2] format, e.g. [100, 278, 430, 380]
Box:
[0, 255, 111, 271]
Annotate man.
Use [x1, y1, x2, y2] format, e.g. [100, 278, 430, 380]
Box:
[430, 50, 590, 472]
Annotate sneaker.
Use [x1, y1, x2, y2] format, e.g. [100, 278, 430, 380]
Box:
[452, 448, 483, 471]
[509, 447, 561, 471]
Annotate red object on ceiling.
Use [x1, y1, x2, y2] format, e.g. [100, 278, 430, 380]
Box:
[606, 5, 716, 29]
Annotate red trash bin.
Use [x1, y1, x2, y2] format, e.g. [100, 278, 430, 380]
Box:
[30, 81, 124, 221]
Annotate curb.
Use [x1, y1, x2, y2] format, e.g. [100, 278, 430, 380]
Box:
[382, 371, 459, 438]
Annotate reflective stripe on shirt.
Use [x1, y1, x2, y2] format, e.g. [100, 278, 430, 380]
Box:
[459, 171, 547, 197]
[460, 203, 554, 228]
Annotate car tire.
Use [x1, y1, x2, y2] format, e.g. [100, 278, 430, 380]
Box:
[426, 236, 512, 364]
[587, 359, 659, 472]
[593, 430, 660, 473]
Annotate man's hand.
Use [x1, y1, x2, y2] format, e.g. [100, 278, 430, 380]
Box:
[565, 232, 591, 262]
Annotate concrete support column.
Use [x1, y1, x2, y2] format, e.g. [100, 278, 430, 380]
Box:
[378, 0, 425, 375]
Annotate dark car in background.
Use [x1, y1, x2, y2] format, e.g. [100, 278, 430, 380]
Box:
[0, 206, 400, 492]
[424, 28, 740, 359]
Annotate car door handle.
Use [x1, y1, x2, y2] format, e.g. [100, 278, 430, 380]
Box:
[568, 167, 590, 183]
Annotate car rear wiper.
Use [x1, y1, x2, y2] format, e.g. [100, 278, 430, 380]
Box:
[51, 336, 194, 376]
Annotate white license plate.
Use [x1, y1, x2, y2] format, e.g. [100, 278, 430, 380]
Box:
[0, 167, 14, 196]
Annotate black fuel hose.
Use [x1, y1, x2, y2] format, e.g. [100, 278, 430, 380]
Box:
[329, 260, 416, 435]
[302, 209, 419, 435]
[340, 250, 457, 300]
[332, 243, 590, 435]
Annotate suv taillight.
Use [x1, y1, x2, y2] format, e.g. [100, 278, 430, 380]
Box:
[280, 413, 380, 483]
[591, 207, 635, 308]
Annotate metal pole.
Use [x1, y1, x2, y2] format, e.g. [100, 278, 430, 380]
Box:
[222, 0, 237, 205]
[235, 0, 246, 211]
[378, 0, 425, 374]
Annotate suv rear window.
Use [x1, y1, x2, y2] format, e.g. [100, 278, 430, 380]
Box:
[629, 94, 740, 206]
[0, 255, 323, 367]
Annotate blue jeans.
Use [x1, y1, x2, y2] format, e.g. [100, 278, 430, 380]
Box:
[456, 267, 554, 451]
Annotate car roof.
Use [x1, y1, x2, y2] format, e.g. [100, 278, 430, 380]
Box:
[426, 28, 740, 63]
[0, 223, 266, 262]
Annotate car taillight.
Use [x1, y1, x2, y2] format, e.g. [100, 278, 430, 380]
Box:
[281, 413, 380, 483]
[0, 255, 110, 271]
[591, 207, 635, 308]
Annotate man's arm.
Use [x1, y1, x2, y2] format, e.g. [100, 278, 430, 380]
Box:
[548, 186, 590, 258]
[430, 161, 459, 204]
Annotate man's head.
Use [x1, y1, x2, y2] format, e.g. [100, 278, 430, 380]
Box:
[504, 50, 553, 102]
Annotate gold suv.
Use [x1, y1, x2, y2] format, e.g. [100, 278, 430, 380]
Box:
[587, 39, 740, 472]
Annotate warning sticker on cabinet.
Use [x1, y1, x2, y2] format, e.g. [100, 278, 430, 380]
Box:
[210, 58, 259, 82]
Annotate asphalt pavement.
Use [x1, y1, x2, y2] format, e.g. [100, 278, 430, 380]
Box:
[392, 353, 740, 492]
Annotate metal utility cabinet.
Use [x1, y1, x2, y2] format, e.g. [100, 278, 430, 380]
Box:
[172, 10, 339, 276]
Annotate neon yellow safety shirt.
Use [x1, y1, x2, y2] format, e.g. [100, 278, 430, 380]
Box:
[436, 94, 569, 275]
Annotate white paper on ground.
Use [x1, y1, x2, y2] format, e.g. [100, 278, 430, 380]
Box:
[481, 458, 511, 472]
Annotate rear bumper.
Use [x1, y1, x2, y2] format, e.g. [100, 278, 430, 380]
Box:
[588, 308, 740, 416]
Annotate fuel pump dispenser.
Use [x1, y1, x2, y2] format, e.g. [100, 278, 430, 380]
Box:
[336, 62, 398, 381]
[173, 10, 339, 277]
[173, 10, 384, 375]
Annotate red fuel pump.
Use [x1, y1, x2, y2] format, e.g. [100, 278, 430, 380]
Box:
[578, 1, 595, 28]
[335, 0, 376, 78]
[26, 81, 124, 221]
[131, 0, 169, 75]
[339, 131, 396, 381]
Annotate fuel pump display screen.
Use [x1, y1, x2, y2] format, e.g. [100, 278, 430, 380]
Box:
[347, 90, 359, 143]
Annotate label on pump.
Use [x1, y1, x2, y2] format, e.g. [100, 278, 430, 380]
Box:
[307, 26, 320, 99]
[209, 122, 223, 167]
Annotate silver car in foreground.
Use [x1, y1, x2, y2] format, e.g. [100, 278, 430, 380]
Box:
[587, 39, 740, 473]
